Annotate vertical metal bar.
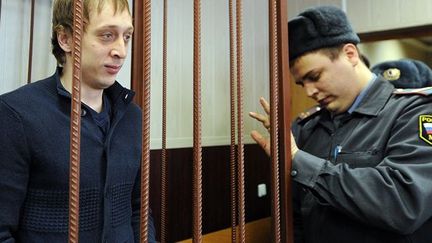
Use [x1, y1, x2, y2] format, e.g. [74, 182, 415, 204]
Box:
[131, 2, 143, 105]
[140, 0, 152, 242]
[235, 0, 246, 242]
[27, 0, 35, 84]
[276, 0, 293, 242]
[192, 0, 203, 242]
[268, 0, 281, 242]
[0, 0, 2, 27]
[69, 0, 83, 242]
[160, 0, 168, 242]
[228, 0, 238, 242]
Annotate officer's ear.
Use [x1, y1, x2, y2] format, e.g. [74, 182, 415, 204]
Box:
[56, 25, 73, 53]
[342, 43, 360, 66]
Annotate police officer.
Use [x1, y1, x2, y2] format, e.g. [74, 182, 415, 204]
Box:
[250, 5, 432, 243]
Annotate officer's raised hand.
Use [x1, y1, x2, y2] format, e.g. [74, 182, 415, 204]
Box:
[249, 97, 299, 158]
[249, 97, 271, 156]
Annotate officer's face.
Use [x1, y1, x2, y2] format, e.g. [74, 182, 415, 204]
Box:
[290, 45, 363, 115]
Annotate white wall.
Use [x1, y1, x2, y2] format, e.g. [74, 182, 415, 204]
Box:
[287, 0, 343, 18]
[286, 0, 432, 33]
[347, 0, 432, 33]
[0, 0, 271, 149]
[0, 0, 55, 93]
[148, 0, 270, 148]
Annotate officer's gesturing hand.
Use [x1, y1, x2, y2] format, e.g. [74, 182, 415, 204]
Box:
[249, 97, 299, 158]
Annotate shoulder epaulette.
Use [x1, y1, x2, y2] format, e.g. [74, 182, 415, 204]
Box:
[393, 87, 432, 96]
[296, 105, 322, 123]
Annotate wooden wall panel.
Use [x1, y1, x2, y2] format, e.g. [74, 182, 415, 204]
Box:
[149, 144, 271, 242]
[290, 82, 317, 121]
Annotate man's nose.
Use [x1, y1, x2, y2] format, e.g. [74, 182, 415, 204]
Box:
[110, 39, 127, 59]
[304, 83, 318, 98]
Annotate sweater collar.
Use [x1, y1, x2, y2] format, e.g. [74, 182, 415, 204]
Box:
[53, 66, 135, 106]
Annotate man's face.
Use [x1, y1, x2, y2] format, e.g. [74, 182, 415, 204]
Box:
[80, 3, 133, 90]
[290, 50, 362, 115]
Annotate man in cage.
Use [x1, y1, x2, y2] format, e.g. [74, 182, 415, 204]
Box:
[250, 5, 432, 243]
[0, 0, 156, 242]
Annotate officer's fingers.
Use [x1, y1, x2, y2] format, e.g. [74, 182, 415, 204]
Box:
[249, 112, 271, 131]
[251, 130, 271, 156]
[259, 97, 271, 115]
[249, 112, 268, 124]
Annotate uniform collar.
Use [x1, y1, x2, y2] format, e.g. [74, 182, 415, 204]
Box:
[347, 73, 377, 113]
[350, 75, 394, 117]
[298, 76, 394, 135]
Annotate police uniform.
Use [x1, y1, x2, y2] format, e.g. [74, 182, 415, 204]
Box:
[291, 76, 432, 243]
[287, 5, 432, 242]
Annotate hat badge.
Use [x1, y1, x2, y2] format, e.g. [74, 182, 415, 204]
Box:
[382, 68, 401, 81]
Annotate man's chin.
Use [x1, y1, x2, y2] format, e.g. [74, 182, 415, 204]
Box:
[325, 104, 338, 113]
[102, 77, 117, 88]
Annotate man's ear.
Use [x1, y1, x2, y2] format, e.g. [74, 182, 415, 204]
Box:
[342, 43, 360, 66]
[57, 26, 72, 53]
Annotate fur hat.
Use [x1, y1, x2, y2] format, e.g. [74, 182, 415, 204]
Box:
[371, 59, 432, 88]
[288, 5, 360, 61]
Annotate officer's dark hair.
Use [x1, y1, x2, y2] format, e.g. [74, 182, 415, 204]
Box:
[289, 43, 366, 68]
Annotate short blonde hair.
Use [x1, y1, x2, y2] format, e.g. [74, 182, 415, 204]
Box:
[51, 0, 131, 65]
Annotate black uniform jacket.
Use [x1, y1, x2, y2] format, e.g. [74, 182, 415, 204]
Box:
[292, 77, 432, 243]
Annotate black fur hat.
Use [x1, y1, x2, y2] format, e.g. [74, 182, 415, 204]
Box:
[288, 5, 360, 61]
[371, 59, 432, 88]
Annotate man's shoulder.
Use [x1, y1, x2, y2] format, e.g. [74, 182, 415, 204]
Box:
[390, 87, 432, 107]
[2, 75, 54, 95]
[383, 87, 432, 116]
[0, 76, 56, 110]
[295, 105, 322, 124]
[393, 87, 432, 96]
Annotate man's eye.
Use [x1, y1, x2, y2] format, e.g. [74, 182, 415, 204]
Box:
[124, 34, 132, 42]
[309, 74, 320, 82]
[296, 81, 304, 87]
[101, 33, 114, 40]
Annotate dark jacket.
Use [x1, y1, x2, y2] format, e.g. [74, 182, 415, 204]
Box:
[292, 77, 432, 243]
[0, 69, 156, 242]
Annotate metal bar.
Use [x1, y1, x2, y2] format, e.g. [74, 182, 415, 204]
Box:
[139, 0, 152, 242]
[0, 0, 2, 28]
[192, 0, 203, 242]
[235, 0, 246, 242]
[160, 0, 168, 242]
[68, 0, 83, 242]
[268, 0, 281, 242]
[276, 1, 293, 242]
[228, 0, 238, 242]
[131, 0, 144, 105]
[27, 0, 35, 84]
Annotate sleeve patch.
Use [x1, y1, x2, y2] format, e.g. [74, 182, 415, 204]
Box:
[419, 115, 432, 146]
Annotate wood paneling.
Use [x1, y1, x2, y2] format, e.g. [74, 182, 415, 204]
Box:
[358, 24, 432, 43]
[290, 81, 317, 120]
[149, 144, 271, 242]
[179, 217, 271, 243]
